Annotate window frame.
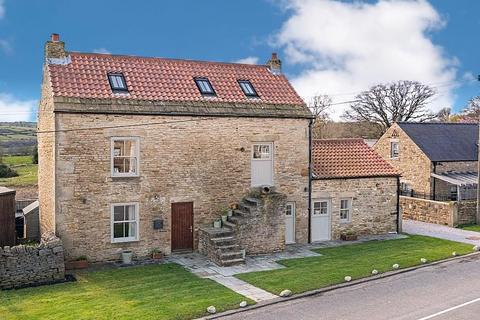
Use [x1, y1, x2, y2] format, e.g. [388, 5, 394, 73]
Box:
[194, 77, 216, 96]
[238, 80, 259, 97]
[107, 72, 129, 93]
[111, 202, 140, 243]
[252, 143, 272, 161]
[390, 141, 399, 159]
[111, 137, 140, 178]
[339, 198, 352, 223]
[313, 200, 329, 216]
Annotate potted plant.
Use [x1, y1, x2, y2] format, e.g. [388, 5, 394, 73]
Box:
[228, 203, 237, 217]
[121, 250, 134, 264]
[213, 218, 222, 229]
[221, 209, 228, 224]
[150, 248, 163, 260]
[66, 256, 89, 270]
[340, 230, 358, 241]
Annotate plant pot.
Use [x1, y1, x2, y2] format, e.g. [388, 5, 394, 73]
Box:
[213, 220, 222, 229]
[341, 234, 358, 241]
[122, 251, 133, 264]
[151, 252, 163, 260]
[227, 209, 233, 217]
[65, 260, 89, 270]
[221, 215, 228, 223]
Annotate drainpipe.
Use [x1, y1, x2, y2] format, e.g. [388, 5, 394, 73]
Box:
[432, 162, 437, 201]
[396, 176, 401, 233]
[308, 119, 313, 243]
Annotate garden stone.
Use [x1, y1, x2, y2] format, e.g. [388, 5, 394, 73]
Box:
[207, 306, 216, 314]
[344, 276, 352, 282]
[371, 269, 378, 275]
[280, 289, 292, 297]
[239, 301, 248, 308]
[420, 258, 427, 264]
[473, 246, 480, 252]
[452, 251, 457, 256]
[392, 264, 399, 269]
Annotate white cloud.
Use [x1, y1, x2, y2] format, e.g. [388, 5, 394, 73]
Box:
[275, 0, 457, 119]
[233, 56, 260, 64]
[0, 93, 37, 122]
[93, 48, 111, 54]
[0, 0, 5, 19]
[0, 39, 12, 54]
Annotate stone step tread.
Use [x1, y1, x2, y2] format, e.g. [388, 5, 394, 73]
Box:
[216, 244, 240, 250]
[211, 236, 235, 242]
[244, 197, 260, 204]
[220, 251, 244, 258]
[220, 258, 245, 266]
[233, 209, 248, 216]
[222, 220, 236, 228]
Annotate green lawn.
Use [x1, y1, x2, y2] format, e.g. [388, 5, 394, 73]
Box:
[458, 224, 480, 232]
[0, 263, 251, 320]
[0, 155, 37, 186]
[236, 235, 473, 295]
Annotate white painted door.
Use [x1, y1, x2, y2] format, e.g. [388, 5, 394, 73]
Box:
[285, 202, 295, 244]
[251, 143, 274, 186]
[311, 199, 331, 242]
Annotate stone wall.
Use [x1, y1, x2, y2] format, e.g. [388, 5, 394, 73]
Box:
[457, 200, 477, 226]
[235, 191, 287, 255]
[400, 196, 454, 226]
[374, 123, 432, 194]
[0, 234, 65, 290]
[51, 113, 309, 262]
[312, 177, 398, 239]
[38, 68, 56, 236]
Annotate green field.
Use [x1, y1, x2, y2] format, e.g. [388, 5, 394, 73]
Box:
[236, 235, 473, 295]
[0, 122, 37, 155]
[0, 263, 251, 320]
[0, 155, 38, 186]
[458, 224, 480, 232]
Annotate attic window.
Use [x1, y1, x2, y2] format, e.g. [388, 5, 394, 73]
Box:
[238, 80, 258, 97]
[108, 73, 128, 92]
[194, 78, 216, 96]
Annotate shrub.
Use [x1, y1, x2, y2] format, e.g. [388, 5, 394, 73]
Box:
[0, 163, 18, 178]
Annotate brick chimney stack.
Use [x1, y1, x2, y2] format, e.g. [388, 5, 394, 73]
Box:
[45, 33, 66, 60]
[266, 52, 282, 74]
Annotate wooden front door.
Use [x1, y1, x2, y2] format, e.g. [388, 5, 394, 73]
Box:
[171, 202, 194, 251]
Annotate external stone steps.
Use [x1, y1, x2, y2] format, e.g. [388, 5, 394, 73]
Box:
[221, 258, 246, 267]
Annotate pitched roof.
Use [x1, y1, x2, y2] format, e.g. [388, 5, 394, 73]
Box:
[397, 122, 478, 162]
[312, 139, 399, 179]
[47, 52, 311, 118]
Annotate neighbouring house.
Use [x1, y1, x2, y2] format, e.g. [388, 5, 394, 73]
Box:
[310, 139, 400, 241]
[375, 122, 478, 226]
[0, 187, 16, 247]
[23, 200, 40, 241]
[38, 34, 313, 263]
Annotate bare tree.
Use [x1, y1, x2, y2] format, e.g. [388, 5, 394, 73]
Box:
[308, 94, 333, 138]
[458, 96, 480, 122]
[435, 107, 453, 122]
[343, 80, 436, 131]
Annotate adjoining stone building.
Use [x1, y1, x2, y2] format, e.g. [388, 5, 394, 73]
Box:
[374, 122, 478, 226]
[38, 34, 313, 263]
[310, 139, 400, 241]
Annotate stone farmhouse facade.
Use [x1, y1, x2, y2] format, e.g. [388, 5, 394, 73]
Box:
[375, 122, 478, 201]
[310, 139, 400, 241]
[38, 34, 313, 263]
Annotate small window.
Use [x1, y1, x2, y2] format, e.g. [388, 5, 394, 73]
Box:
[111, 203, 139, 243]
[391, 141, 399, 159]
[313, 201, 328, 216]
[111, 137, 139, 177]
[252, 144, 271, 160]
[340, 199, 352, 222]
[108, 73, 128, 92]
[194, 78, 216, 96]
[285, 203, 294, 216]
[450, 186, 458, 201]
[238, 80, 258, 97]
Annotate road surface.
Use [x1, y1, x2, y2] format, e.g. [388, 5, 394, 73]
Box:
[219, 254, 480, 320]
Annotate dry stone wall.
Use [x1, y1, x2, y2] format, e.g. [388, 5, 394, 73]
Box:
[400, 196, 454, 226]
[0, 234, 65, 290]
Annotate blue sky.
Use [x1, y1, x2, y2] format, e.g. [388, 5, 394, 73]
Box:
[0, 0, 478, 121]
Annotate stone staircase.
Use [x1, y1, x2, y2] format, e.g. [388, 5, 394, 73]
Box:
[197, 227, 245, 267]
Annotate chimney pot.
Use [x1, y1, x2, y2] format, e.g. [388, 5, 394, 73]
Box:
[51, 33, 60, 42]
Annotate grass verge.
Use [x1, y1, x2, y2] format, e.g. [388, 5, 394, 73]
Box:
[0, 263, 252, 320]
[236, 235, 473, 295]
[458, 224, 480, 232]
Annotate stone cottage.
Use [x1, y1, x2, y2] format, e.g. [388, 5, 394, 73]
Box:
[374, 122, 478, 201]
[38, 34, 313, 263]
[310, 139, 400, 241]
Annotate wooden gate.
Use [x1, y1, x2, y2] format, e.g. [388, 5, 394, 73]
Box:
[0, 187, 16, 247]
[171, 202, 193, 251]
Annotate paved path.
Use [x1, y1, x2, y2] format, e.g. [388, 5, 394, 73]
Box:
[218, 253, 480, 320]
[170, 234, 404, 302]
[403, 219, 480, 245]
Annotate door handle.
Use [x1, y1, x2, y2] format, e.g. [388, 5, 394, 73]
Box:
[190, 226, 193, 233]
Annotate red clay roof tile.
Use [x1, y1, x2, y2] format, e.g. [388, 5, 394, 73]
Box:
[47, 52, 306, 106]
[313, 139, 399, 179]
